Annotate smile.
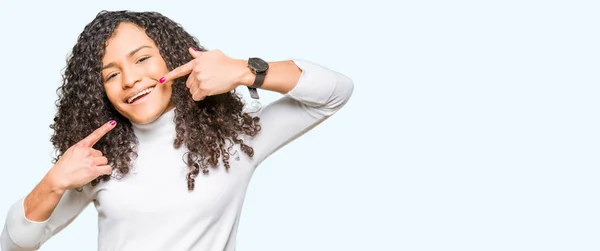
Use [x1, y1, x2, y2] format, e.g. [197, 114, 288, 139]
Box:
[127, 87, 155, 104]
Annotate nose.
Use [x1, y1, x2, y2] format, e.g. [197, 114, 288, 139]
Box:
[121, 66, 142, 88]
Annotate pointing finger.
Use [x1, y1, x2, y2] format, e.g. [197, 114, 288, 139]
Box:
[79, 120, 116, 147]
[160, 61, 193, 84]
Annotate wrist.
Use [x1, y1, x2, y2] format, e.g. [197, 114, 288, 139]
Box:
[234, 59, 254, 87]
[24, 174, 66, 222]
[42, 173, 67, 195]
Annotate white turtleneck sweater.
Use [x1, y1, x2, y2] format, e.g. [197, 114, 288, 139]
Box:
[1, 59, 354, 251]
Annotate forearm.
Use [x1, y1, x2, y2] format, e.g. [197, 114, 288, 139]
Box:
[241, 59, 354, 165]
[2, 176, 90, 250]
[236, 59, 302, 94]
[23, 177, 64, 222]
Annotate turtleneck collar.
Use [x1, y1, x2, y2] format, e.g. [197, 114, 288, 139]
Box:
[130, 107, 176, 139]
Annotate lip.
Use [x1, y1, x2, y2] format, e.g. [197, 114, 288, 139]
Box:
[124, 84, 157, 104]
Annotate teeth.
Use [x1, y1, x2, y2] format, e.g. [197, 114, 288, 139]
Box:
[128, 87, 154, 103]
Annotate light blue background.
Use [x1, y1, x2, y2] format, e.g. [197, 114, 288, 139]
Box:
[1, 0, 598, 250]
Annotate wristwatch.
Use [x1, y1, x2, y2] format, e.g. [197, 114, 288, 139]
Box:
[247, 57, 269, 99]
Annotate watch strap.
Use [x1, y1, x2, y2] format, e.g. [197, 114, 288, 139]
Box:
[248, 87, 259, 99]
[248, 70, 266, 99]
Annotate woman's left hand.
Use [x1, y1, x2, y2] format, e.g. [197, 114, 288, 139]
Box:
[160, 48, 249, 101]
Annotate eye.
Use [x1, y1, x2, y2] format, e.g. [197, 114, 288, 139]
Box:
[137, 56, 150, 63]
[105, 73, 119, 82]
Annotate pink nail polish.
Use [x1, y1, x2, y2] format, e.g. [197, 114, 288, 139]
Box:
[191, 47, 197, 51]
[109, 120, 116, 126]
[159, 77, 165, 83]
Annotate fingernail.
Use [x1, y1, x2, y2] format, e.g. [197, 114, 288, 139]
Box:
[191, 47, 197, 51]
[109, 120, 116, 126]
[159, 77, 165, 83]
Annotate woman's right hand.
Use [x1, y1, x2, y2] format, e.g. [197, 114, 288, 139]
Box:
[45, 120, 117, 193]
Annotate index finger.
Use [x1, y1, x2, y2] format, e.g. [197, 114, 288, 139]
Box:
[160, 61, 194, 84]
[79, 120, 117, 147]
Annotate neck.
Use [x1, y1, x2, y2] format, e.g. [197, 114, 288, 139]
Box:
[130, 107, 176, 140]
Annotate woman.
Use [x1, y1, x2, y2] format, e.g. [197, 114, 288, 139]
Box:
[1, 10, 353, 251]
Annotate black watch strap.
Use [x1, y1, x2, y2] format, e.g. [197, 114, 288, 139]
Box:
[248, 87, 259, 99]
[248, 72, 266, 99]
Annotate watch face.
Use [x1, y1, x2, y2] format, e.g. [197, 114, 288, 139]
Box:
[249, 57, 269, 73]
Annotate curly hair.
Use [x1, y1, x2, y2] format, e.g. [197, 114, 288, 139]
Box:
[50, 10, 261, 191]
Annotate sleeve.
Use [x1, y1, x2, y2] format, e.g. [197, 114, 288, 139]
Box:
[0, 188, 94, 251]
[248, 59, 354, 166]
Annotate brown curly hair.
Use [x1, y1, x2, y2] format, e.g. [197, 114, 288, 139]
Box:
[50, 10, 261, 191]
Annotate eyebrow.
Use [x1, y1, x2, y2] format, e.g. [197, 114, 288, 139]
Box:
[101, 45, 152, 70]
